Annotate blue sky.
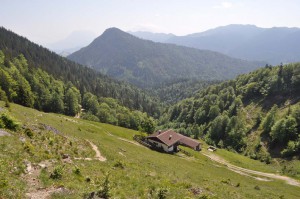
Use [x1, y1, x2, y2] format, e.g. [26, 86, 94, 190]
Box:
[1, 0, 300, 45]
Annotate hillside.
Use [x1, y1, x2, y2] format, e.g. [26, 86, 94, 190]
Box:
[130, 24, 300, 65]
[68, 27, 264, 88]
[147, 78, 220, 105]
[159, 63, 300, 162]
[0, 51, 155, 133]
[0, 102, 300, 198]
[0, 27, 160, 117]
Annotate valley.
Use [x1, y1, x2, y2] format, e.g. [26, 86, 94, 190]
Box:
[1, 5, 300, 198]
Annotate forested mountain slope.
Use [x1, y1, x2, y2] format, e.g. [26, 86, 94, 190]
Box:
[68, 27, 264, 88]
[0, 27, 160, 117]
[147, 78, 220, 105]
[160, 63, 300, 161]
[0, 51, 155, 132]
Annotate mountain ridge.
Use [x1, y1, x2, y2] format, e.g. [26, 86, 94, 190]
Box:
[129, 24, 300, 65]
[68, 27, 264, 88]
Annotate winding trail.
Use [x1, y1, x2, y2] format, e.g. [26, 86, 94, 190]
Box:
[106, 131, 145, 148]
[117, 137, 144, 147]
[87, 140, 106, 161]
[74, 140, 106, 162]
[203, 152, 300, 187]
[25, 140, 106, 198]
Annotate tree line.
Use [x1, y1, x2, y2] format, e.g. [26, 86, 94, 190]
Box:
[0, 51, 155, 133]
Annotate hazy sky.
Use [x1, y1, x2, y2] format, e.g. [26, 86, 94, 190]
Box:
[1, 0, 300, 46]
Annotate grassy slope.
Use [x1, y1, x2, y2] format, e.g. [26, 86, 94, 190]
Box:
[1, 102, 300, 199]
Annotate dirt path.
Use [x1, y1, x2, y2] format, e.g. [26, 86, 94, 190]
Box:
[24, 160, 63, 199]
[87, 140, 106, 161]
[105, 131, 145, 148]
[117, 137, 144, 147]
[203, 152, 300, 187]
[26, 186, 61, 199]
[74, 140, 106, 162]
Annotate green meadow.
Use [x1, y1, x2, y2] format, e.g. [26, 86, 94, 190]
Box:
[1, 102, 300, 199]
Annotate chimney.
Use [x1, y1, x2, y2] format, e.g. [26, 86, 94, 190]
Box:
[158, 130, 161, 134]
[169, 135, 172, 140]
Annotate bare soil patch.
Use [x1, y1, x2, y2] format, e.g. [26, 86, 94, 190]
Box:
[0, 129, 11, 136]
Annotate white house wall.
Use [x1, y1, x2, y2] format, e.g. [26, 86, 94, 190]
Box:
[148, 139, 173, 152]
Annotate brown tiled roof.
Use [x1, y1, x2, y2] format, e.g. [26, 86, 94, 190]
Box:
[147, 129, 200, 148]
[179, 136, 200, 148]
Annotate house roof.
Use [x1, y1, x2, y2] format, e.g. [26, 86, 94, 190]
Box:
[147, 129, 200, 148]
[148, 129, 183, 146]
[179, 136, 200, 148]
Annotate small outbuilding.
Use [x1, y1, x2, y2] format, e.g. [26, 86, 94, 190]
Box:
[146, 129, 201, 153]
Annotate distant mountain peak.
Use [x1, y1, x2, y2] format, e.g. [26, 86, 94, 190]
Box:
[103, 27, 123, 34]
[94, 27, 137, 43]
[68, 27, 264, 88]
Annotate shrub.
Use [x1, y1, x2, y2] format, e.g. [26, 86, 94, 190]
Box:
[281, 141, 299, 157]
[85, 177, 91, 183]
[73, 167, 81, 175]
[148, 185, 156, 197]
[23, 141, 35, 154]
[96, 173, 110, 199]
[157, 187, 168, 199]
[254, 185, 260, 190]
[24, 128, 34, 138]
[50, 166, 63, 180]
[113, 160, 125, 169]
[0, 178, 8, 188]
[0, 113, 19, 131]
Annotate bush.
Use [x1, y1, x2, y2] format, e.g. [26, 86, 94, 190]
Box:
[73, 167, 81, 175]
[0, 178, 8, 188]
[82, 112, 100, 122]
[0, 113, 19, 131]
[96, 173, 110, 199]
[50, 166, 63, 180]
[270, 116, 297, 145]
[23, 141, 35, 154]
[254, 185, 260, 190]
[281, 141, 299, 157]
[113, 161, 125, 169]
[157, 187, 168, 199]
[24, 128, 34, 138]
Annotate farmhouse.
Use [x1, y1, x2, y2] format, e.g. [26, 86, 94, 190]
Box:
[146, 129, 201, 153]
